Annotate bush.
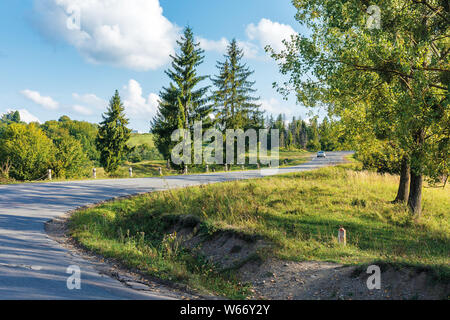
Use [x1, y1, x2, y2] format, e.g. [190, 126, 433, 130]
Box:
[52, 132, 91, 179]
[0, 123, 54, 180]
[42, 117, 100, 164]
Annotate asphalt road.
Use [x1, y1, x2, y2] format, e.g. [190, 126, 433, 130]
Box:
[0, 151, 352, 300]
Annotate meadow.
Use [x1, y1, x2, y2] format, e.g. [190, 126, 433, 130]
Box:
[69, 161, 450, 298]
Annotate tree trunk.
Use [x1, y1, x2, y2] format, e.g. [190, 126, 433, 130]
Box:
[407, 129, 425, 216]
[393, 156, 410, 203]
[407, 170, 423, 216]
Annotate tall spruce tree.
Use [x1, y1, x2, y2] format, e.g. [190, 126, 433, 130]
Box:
[212, 39, 264, 130]
[151, 84, 180, 160]
[96, 90, 131, 174]
[152, 26, 211, 167]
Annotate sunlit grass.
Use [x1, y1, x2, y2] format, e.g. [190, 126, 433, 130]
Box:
[69, 162, 450, 297]
[127, 133, 156, 148]
[71, 149, 312, 180]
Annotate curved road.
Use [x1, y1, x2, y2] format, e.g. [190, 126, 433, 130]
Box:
[0, 152, 351, 299]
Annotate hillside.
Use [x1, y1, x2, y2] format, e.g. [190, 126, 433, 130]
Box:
[69, 163, 450, 299]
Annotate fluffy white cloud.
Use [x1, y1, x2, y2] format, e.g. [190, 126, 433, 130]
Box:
[198, 19, 295, 59]
[122, 79, 159, 117]
[5, 109, 41, 123]
[197, 36, 259, 59]
[197, 37, 229, 53]
[237, 40, 260, 59]
[259, 98, 297, 119]
[20, 89, 59, 110]
[259, 98, 281, 113]
[72, 93, 106, 109]
[33, 0, 179, 70]
[246, 18, 297, 53]
[71, 82, 159, 119]
[72, 104, 93, 116]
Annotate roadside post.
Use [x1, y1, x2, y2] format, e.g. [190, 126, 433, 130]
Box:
[92, 168, 96, 179]
[129, 167, 133, 178]
[338, 227, 346, 245]
[159, 167, 162, 176]
[206, 164, 209, 173]
[48, 169, 52, 181]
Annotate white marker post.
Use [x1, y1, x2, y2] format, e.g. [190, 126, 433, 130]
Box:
[48, 169, 52, 181]
[129, 167, 133, 178]
[338, 227, 346, 245]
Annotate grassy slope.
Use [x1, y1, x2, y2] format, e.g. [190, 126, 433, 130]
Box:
[127, 133, 156, 148]
[69, 162, 449, 297]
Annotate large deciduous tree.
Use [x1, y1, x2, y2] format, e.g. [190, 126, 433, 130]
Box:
[41, 117, 100, 164]
[0, 123, 54, 180]
[270, 0, 449, 215]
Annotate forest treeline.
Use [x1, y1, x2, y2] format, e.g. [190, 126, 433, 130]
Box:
[0, 111, 161, 181]
[151, 27, 345, 168]
[0, 26, 347, 182]
[0, 107, 339, 181]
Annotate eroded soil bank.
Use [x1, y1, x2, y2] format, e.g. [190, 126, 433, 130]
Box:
[47, 212, 449, 300]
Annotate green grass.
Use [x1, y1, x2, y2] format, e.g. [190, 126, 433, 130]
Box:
[69, 162, 450, 297]
[127, 133, 156, 148]
[81, 149, 312, 180]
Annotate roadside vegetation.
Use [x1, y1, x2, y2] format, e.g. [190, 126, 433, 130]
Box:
[0, 28, 343, 184]
[69, 162, 449, 298]
[271, 0, 448, 217]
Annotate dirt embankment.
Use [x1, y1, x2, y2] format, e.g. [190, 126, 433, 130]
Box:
[47, 212, 449, 300]
[167, 215, 450, 300]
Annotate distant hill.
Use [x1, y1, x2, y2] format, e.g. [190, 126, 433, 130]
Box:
[128, 133, 155, 148]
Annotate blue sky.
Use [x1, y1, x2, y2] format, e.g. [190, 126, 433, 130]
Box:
[0, 0, 316, 132]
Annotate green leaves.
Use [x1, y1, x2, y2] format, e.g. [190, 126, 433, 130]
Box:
[51, 132, 90, 178]
[0, 123, 54, 180]
[211, 39, 264, 130]
[271, 0, 449, 214]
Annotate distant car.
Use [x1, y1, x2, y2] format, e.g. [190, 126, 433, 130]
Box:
[317, 151, 326, 158]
